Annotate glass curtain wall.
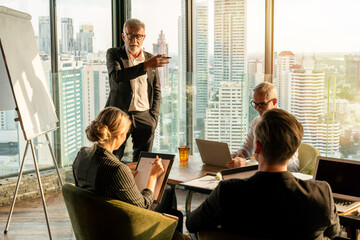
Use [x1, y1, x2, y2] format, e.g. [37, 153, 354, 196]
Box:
[274, 0, 360, 160]
[192, 0, 265, 154]
[131, 0, 186, 155]
[56, 0, 112, 166]
[0, 0, 51, 176]
[0, 0, 111, 177]
[131, 0, 265, 156]
[3, 0, 358, 177]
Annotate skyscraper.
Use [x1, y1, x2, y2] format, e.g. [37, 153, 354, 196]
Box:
[205, 0, 248, 149]
[291, 68, 340, 156]
[38, 16, 50, 55]
[176, 2, 187, 147]
[275, 51, 297, 111]
[205, 82, 247, 152]
[247, 59, 263, 90]
[58, 56, 83, 163]
[213, 0, 247, 91]
[60, 18, 74, 54]
[345, 54, 360, 90]
[153, 30, 169, 88]
[194, 0, 209, 139]
[76, 24, 94, 54]
[82, 62, 109, 144]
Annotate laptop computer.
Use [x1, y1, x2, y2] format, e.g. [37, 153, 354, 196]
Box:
[195, 139, 233, 168]
[313, 156, 360, 213]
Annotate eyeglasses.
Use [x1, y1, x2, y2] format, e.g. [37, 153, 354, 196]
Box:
[124, 33, 145, 40]
[250, 99, 274, 109]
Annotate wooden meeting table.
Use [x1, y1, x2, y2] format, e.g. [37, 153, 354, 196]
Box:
[126, 154, 224, 185]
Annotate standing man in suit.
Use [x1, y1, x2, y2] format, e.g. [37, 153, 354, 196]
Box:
[227, 82, 299, 172]
[106, 18, 169, 162]
[186, 109, 340, 239]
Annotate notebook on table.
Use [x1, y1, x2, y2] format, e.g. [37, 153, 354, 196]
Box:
[195, 139, 232, 168]
[313, 156, 360, 213]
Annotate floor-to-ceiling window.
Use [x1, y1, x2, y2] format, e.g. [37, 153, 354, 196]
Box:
[1, 0, 359, 179]
[56, 0, 112, 166]
[274, 0, 360, 160]
[131, 0, 186, 155]
[0, 0, 52, 176]
[131, 0, 265, 156]
[192, 0, 265, 154]
[0, 0, 111, 176]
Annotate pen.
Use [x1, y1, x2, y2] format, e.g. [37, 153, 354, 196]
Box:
[162, 57, 171, 59]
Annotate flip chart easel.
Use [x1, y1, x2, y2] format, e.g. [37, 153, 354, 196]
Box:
[0, 6, 62, 240]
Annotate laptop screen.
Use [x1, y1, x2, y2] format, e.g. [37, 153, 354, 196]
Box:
[314, 157, 360, 200]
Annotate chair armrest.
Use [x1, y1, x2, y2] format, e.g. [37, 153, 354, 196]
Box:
[163, 213, 179, 221]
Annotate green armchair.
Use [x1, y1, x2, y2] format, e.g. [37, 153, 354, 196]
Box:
[298, 142, 320, 175]
[62, 183, 184, 240]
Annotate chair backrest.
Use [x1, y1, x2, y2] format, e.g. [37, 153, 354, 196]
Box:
[298, 143, 320, 175]
[62, 183, 178, 240]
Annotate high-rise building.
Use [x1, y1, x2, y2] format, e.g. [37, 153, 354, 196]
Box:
[291, 68, 340, 156]
[76, 24, 94, 54]
[275, 51, 296, 112]
[345, 54, 360, 90]
[247, 59, 263, 90]
[60, 18, 74, 54]
[38, 16, 50, 55]
[194, 1, 209, 139]
[205, 82, 247, 152]
[82, 63, 109, 145]
[301, 53, 316, 70]
[205, 0, 248, 149]
[153, 30, 169, 88]
[213, 0, 247, 91]
[58, 56, 83, 163]
[176, 3, 187, 147]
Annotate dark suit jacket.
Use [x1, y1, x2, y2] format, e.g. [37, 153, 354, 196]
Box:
[186, 171, 340, 240]
[105, 46, 161, 121]
[72, 145, 154, 209]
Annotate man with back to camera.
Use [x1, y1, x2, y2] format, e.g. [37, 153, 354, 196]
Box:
[227, 82, 300, 172]
[105, 18, 169, 162]
[186, 109, 340, 239]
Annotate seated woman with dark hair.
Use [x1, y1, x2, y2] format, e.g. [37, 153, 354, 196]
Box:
[72, 107, 183, 232]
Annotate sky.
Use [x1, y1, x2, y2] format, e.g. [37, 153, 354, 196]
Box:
[1, 0, 360, 54]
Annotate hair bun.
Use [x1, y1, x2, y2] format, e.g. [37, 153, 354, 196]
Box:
[85, 120, 112, 144]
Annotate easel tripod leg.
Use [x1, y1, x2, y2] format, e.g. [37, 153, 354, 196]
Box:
[30, 139, 53, 240]
[45, 133, 63, 185]
[4, 141, 29, 234]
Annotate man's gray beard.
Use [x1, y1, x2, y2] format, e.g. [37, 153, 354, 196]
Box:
[127, 46, 140, 54]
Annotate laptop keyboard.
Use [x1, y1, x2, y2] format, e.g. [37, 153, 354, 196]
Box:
[334, 198, 354, 206]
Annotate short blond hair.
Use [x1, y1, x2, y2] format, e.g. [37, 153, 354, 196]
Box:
[253, 82, 277, 99]
[85, 107, 131, 145]
[123, 18, 145, 32]
[254, 108, 303, 164]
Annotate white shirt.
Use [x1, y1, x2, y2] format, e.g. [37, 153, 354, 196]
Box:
[127, 50, 150, 112]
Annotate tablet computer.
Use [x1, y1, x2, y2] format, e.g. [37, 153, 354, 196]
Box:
[134, 152, 174, 203]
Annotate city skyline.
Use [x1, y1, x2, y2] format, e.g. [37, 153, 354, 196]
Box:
[1, 1, 360, 176]
[4, 0, 360, 53]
